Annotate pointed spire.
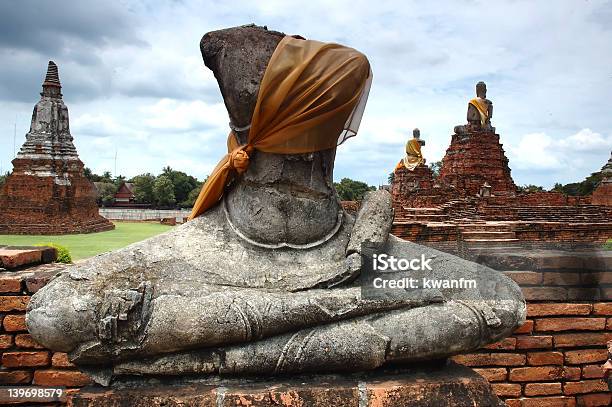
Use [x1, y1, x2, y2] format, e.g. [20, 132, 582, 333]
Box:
[41, 61, 62, 98]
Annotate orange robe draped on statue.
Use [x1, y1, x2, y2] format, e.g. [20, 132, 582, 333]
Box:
[189, 36, 372, 220]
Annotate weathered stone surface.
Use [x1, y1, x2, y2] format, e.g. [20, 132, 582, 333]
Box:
[26, 25, 525, 385]
[0, 61, 113, 235]
[67, 363, 505, 407]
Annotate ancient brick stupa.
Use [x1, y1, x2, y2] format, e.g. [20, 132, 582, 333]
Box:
[0, 61, 114, 234]
[439, 81, 517, 197]
[592, 152, 612, 206]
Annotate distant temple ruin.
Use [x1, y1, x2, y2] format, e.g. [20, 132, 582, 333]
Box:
[0, 62, 114, 234]
[391, 82, 611, 248]
[593, 152, 612, 206]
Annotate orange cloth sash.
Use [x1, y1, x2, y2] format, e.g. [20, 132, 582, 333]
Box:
[189, 36, 372, 220]
[402, 138, 424, 171]
[469, 98, 489, 126]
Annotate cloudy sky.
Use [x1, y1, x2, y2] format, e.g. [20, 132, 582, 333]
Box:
[1, 0, 611, 188]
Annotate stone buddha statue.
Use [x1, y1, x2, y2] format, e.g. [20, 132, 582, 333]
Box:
[27, 25, 524, 385]
[400, 128, 426, 171]
[454, 81, 495, 134]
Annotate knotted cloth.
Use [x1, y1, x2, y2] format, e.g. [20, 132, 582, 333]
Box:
[189, 36, 372, 219]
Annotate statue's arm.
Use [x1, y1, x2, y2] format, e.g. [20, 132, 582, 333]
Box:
[467, 103, 479, 123]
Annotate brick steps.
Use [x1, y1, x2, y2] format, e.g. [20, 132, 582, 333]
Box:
[462, 231, 517, 240]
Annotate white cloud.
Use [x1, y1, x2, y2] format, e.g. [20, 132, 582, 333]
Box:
[1, 0, 612, 188]
[506, 128, 612, 187]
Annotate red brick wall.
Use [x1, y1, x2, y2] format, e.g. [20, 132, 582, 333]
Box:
[453, 301, 611, 406]
[0, 267, 93, 393]
[1, 263, 610, 406]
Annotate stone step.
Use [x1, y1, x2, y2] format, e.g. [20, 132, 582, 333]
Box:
[0, 246, 57, 270]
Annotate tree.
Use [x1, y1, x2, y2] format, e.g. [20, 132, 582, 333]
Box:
[95, 182, 117, 207]
[333, 178, 376, 201]
[153, 175, 176, 208]
[180, 181, 203, 208]
[83, 167, 102, 182]
[101, 171, 113, 183]
[517, 184, 545, 193]
[113, 175, 126, 187]
[429, 161, 442, 178]
[549, 172, 602, 196]
[165, 170, 199, 204]
[388, 172, 395, 184]
[130, 173, 156, 204]
[551, 182, 564, 193]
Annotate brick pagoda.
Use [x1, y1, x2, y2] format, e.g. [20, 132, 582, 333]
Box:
[438, 130, 517, 197]
[592, 152, 612, 206]
[0, 62, 114, 234]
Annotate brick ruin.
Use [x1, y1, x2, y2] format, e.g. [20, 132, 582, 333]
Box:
[385, 85, 612, 405]
[390, 110, 611, 249]
[593, 153, 612, 206]
[0, 62, 114, 235]
[439, 130, 517, 197]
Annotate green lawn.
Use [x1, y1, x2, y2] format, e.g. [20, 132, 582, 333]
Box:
[0, 222, 173, 260]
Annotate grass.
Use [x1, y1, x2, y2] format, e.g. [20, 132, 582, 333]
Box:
[0, 222, 173, 261]
[604, 239, 612, 251]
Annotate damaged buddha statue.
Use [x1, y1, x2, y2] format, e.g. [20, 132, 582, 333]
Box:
[27, 25, 525, 386]
[454, 81, 494, 135]
[397, 128, 426, 171]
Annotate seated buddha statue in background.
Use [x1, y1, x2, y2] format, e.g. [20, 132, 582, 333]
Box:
[455, 81, 495, 134]
[403, 127, 426, 171]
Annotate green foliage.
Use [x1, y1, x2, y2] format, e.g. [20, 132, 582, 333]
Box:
[429, 161, 442, 178]
[153, 175, 176, 207]
[87, 168, 205, 208]
[550, 172, 602, 196]
[333, 178, 376, 201]
[84, 167, 96, 181]
[163, 167, 199, 204]
[604, 239, 612, 251]
[180, 181, 203, 208]
[95, 182, 118, 207]
[101, 171, 113, 182]
[517, 184, 545, 193]
[113, 175, 126, 187]
[0, 174, 6, 188]
[387, 172, 395, 184]
[36, 243, 72, 263]
[130, 173, 156, 203]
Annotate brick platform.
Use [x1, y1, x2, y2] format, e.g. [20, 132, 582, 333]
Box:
[0, 264, 93, 393]
[68, 363, 503, 407]
[438, 130, 517, 197]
